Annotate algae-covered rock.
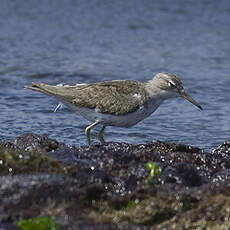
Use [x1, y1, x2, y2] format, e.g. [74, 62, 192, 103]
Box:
[1, 133, 230, 229]
[0, 133, 76, 175]
[16, 216, 61, 230]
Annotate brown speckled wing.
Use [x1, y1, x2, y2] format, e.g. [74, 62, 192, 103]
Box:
[72, 80, 149, 115]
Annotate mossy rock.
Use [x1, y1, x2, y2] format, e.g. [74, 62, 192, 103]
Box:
[0, 142, 76, 176]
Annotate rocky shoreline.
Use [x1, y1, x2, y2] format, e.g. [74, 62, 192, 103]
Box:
[1, 133, 230, 229]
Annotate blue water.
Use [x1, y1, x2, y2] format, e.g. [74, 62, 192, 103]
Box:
[0, 0, 230, 151]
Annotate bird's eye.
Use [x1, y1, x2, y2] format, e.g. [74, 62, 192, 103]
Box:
[168, 81, 176, 88]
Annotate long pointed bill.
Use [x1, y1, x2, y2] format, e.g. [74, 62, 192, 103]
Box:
[179, 90, 203, 110]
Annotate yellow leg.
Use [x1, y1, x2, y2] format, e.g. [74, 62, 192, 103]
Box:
[85, 121, 99, 145]
[97, 125, 106, 144]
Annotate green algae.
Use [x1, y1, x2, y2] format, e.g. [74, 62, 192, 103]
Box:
[145, 161, 162, 184]
[126, 198, 140, 211]
[16, 216, 61, 230]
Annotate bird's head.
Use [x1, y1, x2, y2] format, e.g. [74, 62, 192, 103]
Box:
[152, 72, 202, 110]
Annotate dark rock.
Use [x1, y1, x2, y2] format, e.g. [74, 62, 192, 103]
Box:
[162, 163, 204, 186]
[12, 133, 58, 152]
[0, 174, 78, 222]
[0, 224, 20, 230]
[1, 133, 230, 229]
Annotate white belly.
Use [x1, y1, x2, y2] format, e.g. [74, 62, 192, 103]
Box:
[61, 99, 162, 128]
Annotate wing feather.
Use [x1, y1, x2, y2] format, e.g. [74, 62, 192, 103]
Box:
[25, 80, 149, 115]
[72, 80, 149, 115]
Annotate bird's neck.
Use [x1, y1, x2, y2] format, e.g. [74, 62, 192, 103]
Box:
[145, 80, 172, 101]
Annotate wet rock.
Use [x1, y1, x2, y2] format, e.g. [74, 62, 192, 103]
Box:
[162, 163, 204, 186]
[0, 135, 76, 175]
[0, 174, 78, 222]
[212, 139, 230, 156]
[1, 133, 230, 229]
[12, 133, 58, 152]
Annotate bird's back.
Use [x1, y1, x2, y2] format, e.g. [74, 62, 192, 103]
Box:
[25, 80, 150, 115]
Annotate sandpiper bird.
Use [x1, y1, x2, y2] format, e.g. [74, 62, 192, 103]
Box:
[25, 72, 202, 145]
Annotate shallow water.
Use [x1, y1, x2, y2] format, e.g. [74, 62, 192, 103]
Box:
[0, 0, 230, 151]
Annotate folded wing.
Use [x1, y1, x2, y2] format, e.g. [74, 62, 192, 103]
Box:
[25, 80, 149, 115]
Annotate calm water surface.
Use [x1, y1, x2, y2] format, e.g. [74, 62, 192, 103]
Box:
[0, 0, 230, 151]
